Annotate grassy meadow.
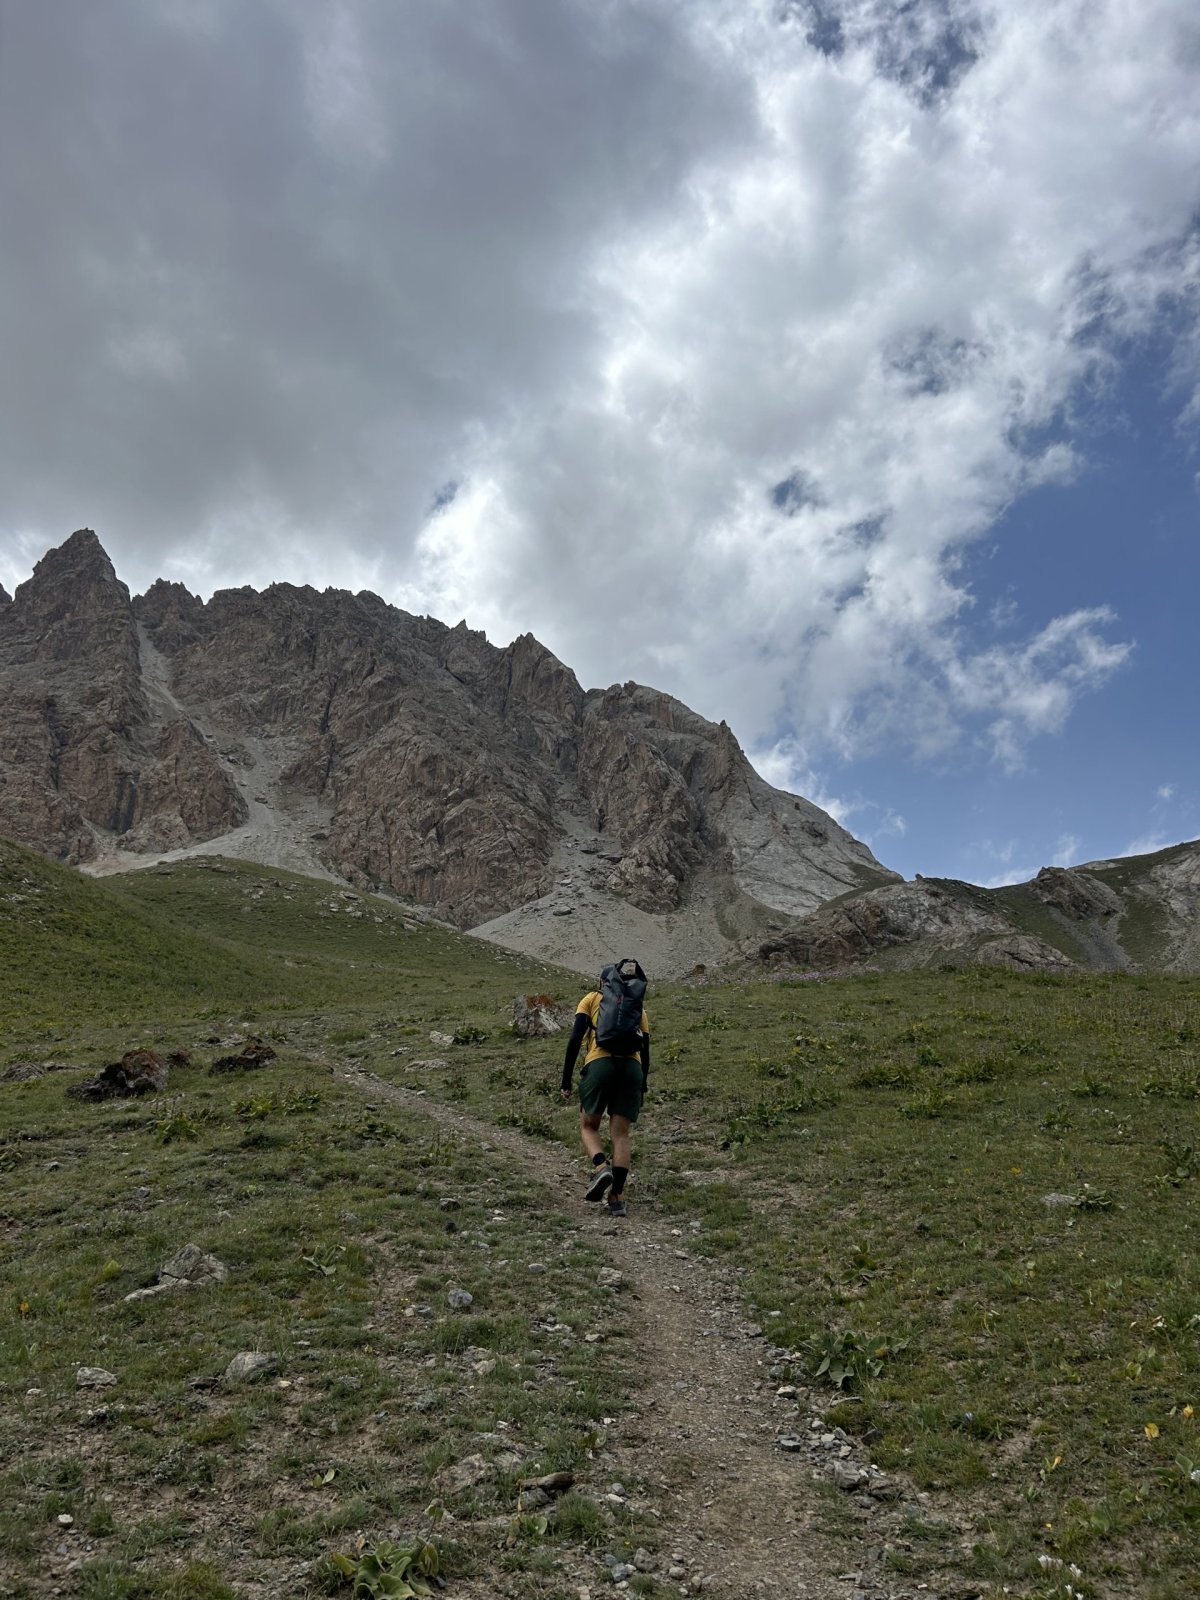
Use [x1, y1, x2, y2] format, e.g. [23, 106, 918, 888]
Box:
[2, 840, 1199, 1599]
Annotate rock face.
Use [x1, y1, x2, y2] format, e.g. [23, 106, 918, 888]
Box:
[0, 531, 244, 862]
[1030, 866, 1121, 921]
[743, 879, 1069, 973]
[0, 533, 898, 965]
[735, 840, 1200, 976]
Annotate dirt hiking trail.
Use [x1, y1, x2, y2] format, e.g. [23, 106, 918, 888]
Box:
[342, 1067, 968, 1600]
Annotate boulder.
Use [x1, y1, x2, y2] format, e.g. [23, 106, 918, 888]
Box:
[67, 1049, 169, 1101]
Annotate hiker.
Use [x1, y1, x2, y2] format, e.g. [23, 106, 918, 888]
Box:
[560, 958, 650, 1218]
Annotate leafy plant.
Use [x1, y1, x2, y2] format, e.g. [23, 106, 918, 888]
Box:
[451, 1025, 487, 1046]
[1072, 1073, 1109, 1098]
[156, 1107, 200, 1144]
[235, 1091, 276, 1120]
[1158, 1140, 1196, 1186]
[697, 1010, 729, 1031]
[900, 1084, 954, 1119]
[805, 1327, 907, 1390]
[854, 1062, 915, 1090]
[503, 1511, 549, 1547]
[327, 1535, 441, 1597]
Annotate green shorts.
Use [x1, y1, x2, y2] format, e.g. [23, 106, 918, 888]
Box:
[579, 1055, 644, 1122]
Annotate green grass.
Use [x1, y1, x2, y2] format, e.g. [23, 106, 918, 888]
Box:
[4, 840, 1200, 1598]
[1, 1054, 637, 1595]
[388, 966, 1200, 1597]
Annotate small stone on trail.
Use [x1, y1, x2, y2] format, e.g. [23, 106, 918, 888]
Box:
[777, 1435, 803, 1452]
[447, 1287, 474, 1309]
[597, 1267, 624, 1290]
[76, 1367, 117, 1388]
[866, 1474, 901, 1500]
[828, 1460, 867, 1490]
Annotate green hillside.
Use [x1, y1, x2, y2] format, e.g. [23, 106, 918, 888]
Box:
[0, 840, 571, 1047]
[3, 844, 1199, 1600]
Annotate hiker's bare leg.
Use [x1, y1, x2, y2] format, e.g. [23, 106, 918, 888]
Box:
[579, 1111, 606, 1161]
[608, 1114, 632, 1191]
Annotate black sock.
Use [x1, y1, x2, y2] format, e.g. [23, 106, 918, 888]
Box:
[592, 1151, 608, 1168]
[611, 1165, 628, 1195]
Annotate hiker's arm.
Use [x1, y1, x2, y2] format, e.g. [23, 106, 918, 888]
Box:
[640, 1035, 650, 1091]
[560, 1013, 590, 1094]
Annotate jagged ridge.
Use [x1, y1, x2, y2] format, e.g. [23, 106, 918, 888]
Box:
[0, 531, 898, 974]
[735, 841, 1200, 976]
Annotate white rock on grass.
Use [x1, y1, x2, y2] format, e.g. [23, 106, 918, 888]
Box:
[223, 1351, 280, 1384]
[124, 1243, 228, 1303]
[75, 1367, 117, 1388]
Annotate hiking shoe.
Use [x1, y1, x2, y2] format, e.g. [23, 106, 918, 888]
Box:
[606, 1196, 628, 1218]
[584, 1165, 613, 1202]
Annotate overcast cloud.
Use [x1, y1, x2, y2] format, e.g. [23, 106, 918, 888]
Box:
[2, 0, 1198, 819]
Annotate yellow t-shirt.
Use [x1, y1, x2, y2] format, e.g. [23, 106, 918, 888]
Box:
[576, 991, 650, 1066]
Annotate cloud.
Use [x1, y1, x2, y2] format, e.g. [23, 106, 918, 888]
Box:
[749, 734, 906, 849]
[1052, 834, 1082, 867]
[1, 0, 1197, 773]
[1123, 831, 1171, 858]
[1157, 784, 1176, 801]
[972, 835, 1040, 887]
[973, 829, 1088, 886]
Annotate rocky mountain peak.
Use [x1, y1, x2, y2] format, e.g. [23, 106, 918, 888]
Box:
[0, 531, 245, 864]
[0, 527, 134, 668]
[2, 529, 900, 972]
[25, 527, 122, 596]
[0, 584, 10, 606]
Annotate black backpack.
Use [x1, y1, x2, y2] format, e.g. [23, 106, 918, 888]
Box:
[594, 959, 647, 1056]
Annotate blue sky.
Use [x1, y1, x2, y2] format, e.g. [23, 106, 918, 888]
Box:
[1, 0, 1197, 886]
[814, 335, 1200, 881]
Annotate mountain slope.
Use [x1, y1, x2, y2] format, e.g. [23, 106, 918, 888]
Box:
[734, 839, 1200, 975]
[0, 531, 898, 974]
